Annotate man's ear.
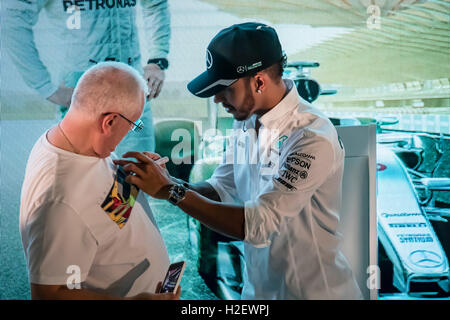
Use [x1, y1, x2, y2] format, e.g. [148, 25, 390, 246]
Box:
[254, 73, 267, 93]
[100, 113, 116, 136]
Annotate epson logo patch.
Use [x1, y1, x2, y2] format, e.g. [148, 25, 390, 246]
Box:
[286, 156, 311, 170]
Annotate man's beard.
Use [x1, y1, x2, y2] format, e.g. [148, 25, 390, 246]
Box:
[233, 79, 255, 121]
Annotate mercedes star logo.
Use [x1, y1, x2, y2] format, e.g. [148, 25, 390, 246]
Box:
[206, 49, 213, 69]
[408, 250, 443, 268]
[237, 66, 246, 74]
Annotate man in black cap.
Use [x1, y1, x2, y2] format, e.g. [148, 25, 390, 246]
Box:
[115, 22, 362, 299]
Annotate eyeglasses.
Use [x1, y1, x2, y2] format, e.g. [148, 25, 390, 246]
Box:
[104, 112, 144, 133]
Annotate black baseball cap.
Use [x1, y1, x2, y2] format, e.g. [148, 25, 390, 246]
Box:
[187, 22, 284, 98]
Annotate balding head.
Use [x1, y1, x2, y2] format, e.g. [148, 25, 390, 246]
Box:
[70, 62, 148, 118]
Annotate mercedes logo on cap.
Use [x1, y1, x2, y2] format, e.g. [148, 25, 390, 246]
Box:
[408, 250, 444, 268]
[206, 49, 213, 69]
[237, 66, 246, 74]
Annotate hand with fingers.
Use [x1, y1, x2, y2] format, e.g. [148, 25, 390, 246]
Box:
[129, 282, 181, 300]
[113, 152, 173, 199]
[47, 81, 74, 107]
[144, 63, 165, 100]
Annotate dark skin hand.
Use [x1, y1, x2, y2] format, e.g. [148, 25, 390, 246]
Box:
[117, 151, 174, 199]
[113, 152, 245, 240]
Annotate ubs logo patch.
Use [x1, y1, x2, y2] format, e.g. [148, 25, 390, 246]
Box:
[299, 170, 308, 179]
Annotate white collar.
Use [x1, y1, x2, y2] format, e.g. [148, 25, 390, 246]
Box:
[257, 79, 300, 130]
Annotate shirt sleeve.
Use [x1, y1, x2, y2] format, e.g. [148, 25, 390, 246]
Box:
[24, 201, 97, 285]
[206, 162, 240, 204]
[2, 0, 58, 98]
[244, 136, 336, 248]
[140, 0, 171, 60]
[205, 134, 241, 204]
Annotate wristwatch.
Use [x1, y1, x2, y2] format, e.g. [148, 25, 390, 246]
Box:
[168, 184, 187, 205]
[147, 58, 169, 70]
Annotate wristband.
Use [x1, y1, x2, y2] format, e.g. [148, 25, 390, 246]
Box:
[147, 58, 169, 70]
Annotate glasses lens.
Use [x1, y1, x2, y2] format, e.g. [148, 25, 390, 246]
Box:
[132, 119, 144, 132]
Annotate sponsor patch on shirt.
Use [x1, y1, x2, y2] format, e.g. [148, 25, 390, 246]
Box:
[62, 0, 137, 12]
[101, 166, 139, 229]
[275, 151, 316, 191]
[277, 135, 288, 149]
[275, 176, 297, 191]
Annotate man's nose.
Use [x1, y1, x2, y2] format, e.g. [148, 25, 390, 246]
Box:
[213, 92, 224, 104]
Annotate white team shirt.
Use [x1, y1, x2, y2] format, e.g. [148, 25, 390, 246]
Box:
[207, 80, 363, 299]
[3, 0, 170, 98]
[20, 132, 169, 297]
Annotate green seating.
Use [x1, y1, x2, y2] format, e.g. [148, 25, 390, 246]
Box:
[154, 119, 200, 181]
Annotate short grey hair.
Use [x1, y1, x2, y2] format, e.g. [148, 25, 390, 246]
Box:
[70, 61, 148, 117]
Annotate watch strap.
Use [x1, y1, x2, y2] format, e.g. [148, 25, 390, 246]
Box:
[147, 58, 169, 70]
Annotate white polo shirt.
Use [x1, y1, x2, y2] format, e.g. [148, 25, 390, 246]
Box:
[20, 132, 169, 297]
[207, 80, 363, 299]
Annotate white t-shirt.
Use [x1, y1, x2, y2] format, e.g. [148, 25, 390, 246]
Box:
[207, 81, 363, 299]
[20, 132, 170, 297]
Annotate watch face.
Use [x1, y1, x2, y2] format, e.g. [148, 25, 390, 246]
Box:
[169, 185, 186, 204]
[159, 60, 169, 70]
[174, 185, 186, 197]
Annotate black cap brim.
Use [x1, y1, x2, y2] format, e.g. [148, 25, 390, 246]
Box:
[187, 70, 237, 98]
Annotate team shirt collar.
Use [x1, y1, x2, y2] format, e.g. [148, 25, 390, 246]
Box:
[258, 79, 300, 130]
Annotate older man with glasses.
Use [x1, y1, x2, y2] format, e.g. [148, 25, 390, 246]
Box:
[19, 62, 179, 300]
